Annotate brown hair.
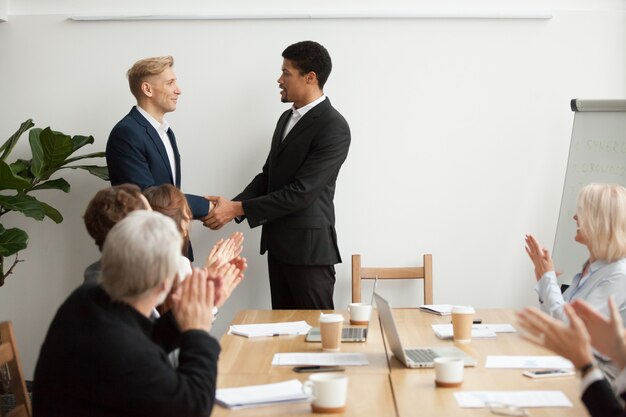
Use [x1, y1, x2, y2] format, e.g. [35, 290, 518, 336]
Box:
[127, 56, 174, 100]
[84, 184, 147, 250]
[143, 184, 192, 257]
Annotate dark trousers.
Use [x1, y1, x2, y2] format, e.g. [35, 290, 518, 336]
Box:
[267, 255, 335, 310]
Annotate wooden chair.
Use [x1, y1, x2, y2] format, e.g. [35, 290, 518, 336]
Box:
[351, 254, 433, 305]
[0, 321, 31, 417]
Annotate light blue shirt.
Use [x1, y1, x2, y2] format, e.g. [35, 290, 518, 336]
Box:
[535, 258, 626, 322]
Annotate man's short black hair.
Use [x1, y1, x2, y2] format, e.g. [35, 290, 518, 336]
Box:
[282, 41, 332, 89]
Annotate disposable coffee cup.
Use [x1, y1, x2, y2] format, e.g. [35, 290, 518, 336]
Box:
[348, 303, 372, 325]
[319, 313, 343, 352]
[303, 373, 348, 413]
[434, 357, 464, 388]
[451, 306, 475, 343]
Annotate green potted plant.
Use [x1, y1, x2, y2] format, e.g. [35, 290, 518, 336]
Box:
[0, 119, 109, 286]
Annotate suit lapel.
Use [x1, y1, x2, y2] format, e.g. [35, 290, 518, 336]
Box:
[277, 98, 331, 157]
[271, 110, 292, 155]
[131, 108, 175, 185]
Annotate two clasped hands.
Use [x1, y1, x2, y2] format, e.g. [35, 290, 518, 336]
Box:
[200, 196, 245, 230]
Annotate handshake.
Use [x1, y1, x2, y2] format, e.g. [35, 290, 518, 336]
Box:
[202, 196, 245, 230]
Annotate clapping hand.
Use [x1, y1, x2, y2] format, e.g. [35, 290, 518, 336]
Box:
[524, 234, 555, 281]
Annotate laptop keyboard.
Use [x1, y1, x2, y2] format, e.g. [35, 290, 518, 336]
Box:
[405, 348, 437, 363]
[343, 327, 366, 339]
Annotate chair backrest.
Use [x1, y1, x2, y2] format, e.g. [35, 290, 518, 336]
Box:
[0, 321, 31, 417]
[351, 254, 433, 305]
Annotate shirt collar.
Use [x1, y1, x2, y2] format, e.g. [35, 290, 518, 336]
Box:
[589, 259, 610, 274]
[136, 105, 170, 133]
[291, 95, 326, 118]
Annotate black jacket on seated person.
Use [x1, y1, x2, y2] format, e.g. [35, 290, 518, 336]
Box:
[33, 283, 220, 417]
[582, 378, 626, 417]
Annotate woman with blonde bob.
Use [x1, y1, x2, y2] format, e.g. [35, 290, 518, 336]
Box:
[526, 183, 626, 323]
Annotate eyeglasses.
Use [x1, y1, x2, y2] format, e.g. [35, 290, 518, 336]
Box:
[486, 402, 529, 416]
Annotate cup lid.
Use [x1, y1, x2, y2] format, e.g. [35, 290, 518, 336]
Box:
[452, 306, 475, 314]
[319, 313, 344, 323]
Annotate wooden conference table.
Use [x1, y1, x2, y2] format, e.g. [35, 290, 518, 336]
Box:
[213, 309, 589, 417]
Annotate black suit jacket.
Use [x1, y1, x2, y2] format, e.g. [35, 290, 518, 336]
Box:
[106, 107, 209, 219]
[235, 98, 350, 265]
[33, 284, 220, 417]
[582, 378, 626, 417]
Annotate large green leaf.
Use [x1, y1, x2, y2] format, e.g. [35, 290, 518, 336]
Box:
[0, 194, 45, 220]
[9, 159, 32, 179]
[30, 127, 74, 179]
[0, 119, 35, 161]
[71, 135, 95, 152]
[39, 201, 63, 223]
[61, 165, 110, 181]
[30, 178, 70, 193]
[29, 128, 44, 177]
[0, 160, 31, 191]
[0, 227, 29, 256]
[62, 152, 106, 165]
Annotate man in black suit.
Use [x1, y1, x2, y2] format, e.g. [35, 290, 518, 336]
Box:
[206, 41, 351, 310]
[106, 56, 210, 260]
[33, 211, 231, 417]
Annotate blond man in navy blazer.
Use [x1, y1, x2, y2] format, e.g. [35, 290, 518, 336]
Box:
[206, 41, 351, 310]
[106, 57, 210, 260]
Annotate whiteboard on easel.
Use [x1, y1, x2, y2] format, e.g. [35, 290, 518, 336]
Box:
[553, 99, 626, 285]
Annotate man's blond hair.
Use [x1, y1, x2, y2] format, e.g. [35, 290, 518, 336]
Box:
[127, 56, 174, 100]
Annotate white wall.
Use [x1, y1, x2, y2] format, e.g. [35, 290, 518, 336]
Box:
[1, 0, 625, 377]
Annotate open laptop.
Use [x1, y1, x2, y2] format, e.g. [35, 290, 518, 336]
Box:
[374, 292, 477, 368]
[307, 277, 379, 343]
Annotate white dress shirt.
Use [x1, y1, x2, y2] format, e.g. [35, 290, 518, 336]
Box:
[136, 106, 177, 184]
[282, 95, 326, 140]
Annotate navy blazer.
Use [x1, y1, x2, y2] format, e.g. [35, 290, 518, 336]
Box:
[235, 98, 351, 265]
[106, 107, 209, 219]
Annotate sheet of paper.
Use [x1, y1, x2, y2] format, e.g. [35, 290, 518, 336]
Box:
[419, 304, 454, 315]
[485, 356, 574, 369]
[454, 391, 572, 408]
[229, 321, 312, 338]
[431, 324, 496, 339]
[272, 352, 369, 366]
[216, 379, 310, 409]
[481, 323, 516, 333]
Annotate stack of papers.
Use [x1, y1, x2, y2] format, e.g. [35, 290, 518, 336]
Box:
[229, 321, 312, 338]
[419, 304, 454, 315]
[272, 352, 369, 366]
[431, 323, 516, 340]
[432, 324, 496, 339]
[485, 356, 574, 369]
[216, 379, 310, 409]
[454, 391, 572, 408]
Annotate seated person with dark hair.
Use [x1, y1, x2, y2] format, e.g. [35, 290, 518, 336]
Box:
[83, 183, 149, 283]
[33, 211, 239, 417]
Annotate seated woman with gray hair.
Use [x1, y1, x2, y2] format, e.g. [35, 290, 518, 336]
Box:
[33, 211, 239, 417]
[525, 183, 626, 383]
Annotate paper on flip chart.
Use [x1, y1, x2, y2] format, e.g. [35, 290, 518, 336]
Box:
[216, 379, 310, 409]
[229, 321, 312, 338]
[485, 356, 574, 369]
[272, 352, 369, 366]
[454, 391, 573, 408]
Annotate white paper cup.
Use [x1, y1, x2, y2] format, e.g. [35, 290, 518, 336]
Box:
[319, 314, 344, 352]
[348, 303, 372, 325]
[451, 306, 475, 343]
[434, 357, 464, 388]
[303, 373, 348, 413]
